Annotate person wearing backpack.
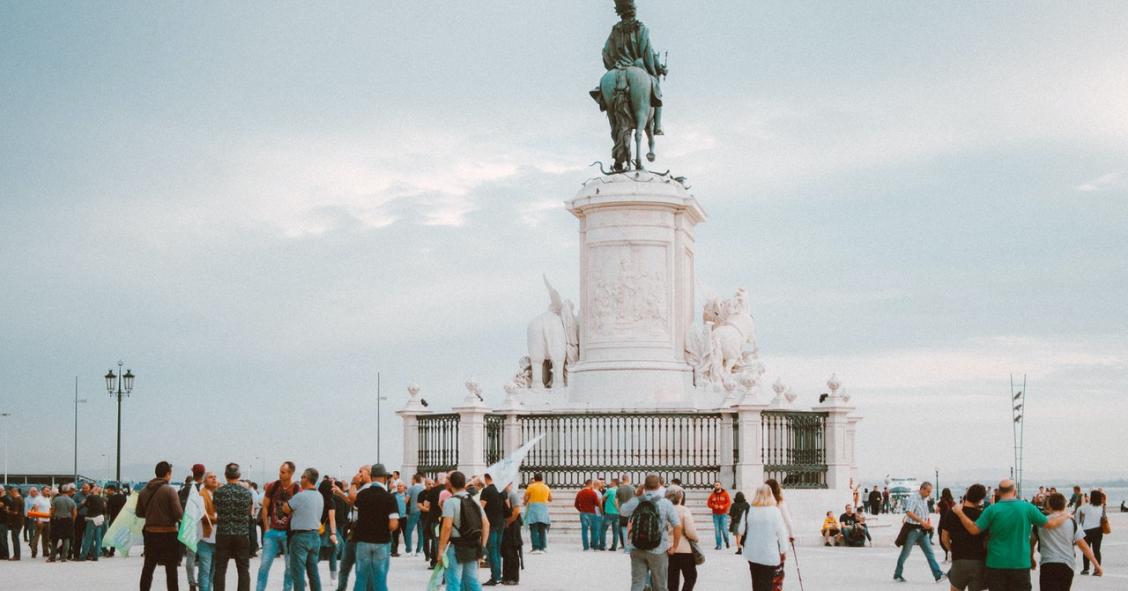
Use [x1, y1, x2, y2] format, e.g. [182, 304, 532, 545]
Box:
[437, 471, 490, 591]
[619, 474, 682, 591]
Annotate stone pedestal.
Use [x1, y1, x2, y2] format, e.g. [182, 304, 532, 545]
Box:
[566, 173, 706, 406]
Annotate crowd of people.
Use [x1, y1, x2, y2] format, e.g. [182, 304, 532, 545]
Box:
[0, 467, 1116, 591]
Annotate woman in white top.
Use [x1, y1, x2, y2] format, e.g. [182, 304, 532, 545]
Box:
[737, 484, 789, 591]
[666, 486, 698, 591]
[765, 479, 795, 541]
[1076, 489, 1106, 575]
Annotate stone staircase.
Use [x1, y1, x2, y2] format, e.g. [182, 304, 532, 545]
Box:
[540, 489, 721, 538]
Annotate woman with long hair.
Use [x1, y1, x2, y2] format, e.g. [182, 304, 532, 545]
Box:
[728, 491, 750, 555]
[736, 484, 789, 591]
[666, 486, 698, 591]
[764, 479, 795, 542]
[937, 488, 956, 562]
[1077, 489, 1106, 575]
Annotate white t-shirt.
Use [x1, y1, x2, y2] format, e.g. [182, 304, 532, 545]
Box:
[30, 495, 52, 523]
[1077, 504, 1104, 531]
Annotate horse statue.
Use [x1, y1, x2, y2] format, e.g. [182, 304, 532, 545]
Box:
[590, 0, 666, 172]
[700, 289, 758, 381]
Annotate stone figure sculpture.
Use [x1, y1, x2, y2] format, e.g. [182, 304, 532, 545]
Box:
[590, 0, 668, 172]
[526, 276, 579, 388]
[686, 288, 761, 386]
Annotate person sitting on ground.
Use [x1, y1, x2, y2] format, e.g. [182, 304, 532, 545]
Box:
[821, 511, 840, 546]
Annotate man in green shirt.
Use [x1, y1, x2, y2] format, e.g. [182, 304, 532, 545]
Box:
[952, 479, 1071, 591]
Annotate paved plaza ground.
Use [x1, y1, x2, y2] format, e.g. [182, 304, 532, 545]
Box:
[5, 513, 1124, 590]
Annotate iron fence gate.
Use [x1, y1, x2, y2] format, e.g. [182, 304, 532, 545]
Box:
[484, 414, 505, 466]
[517, 412, 724, 489]
[417, 413, 459, 478]
[762, 410, 828, 488]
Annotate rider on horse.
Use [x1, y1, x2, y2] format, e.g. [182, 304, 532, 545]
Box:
[590, 0, 666, 136]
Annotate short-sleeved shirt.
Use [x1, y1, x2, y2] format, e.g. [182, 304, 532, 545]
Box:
[616, 484, 635, 509]
[974, 499, 1048, 569]
[264, 480, 301, 531]
[406, 483, 425, 514]
[74, 492, 88, 516]
[574, 488, 599, 514]
[525, 481, 551, 504]
[839, 512, 859, 526]
[393, 491, 407, 516]
[52, 494, 77, 518]
[443, 491, 486, 540]
[604, 487, 619, 515]
[287, 489, 324, 532]
[903, 493, 931, 525]
[1037, 517, 1085, 567]
[421, 486, 442, 521]
[214, 483, 254, 537]
[940, 505, 985, 561]
[619, 492, 681, 554]
[480, 484, 506, 528]
[354, 483, 399, 544]
[506, 489, 522, 516]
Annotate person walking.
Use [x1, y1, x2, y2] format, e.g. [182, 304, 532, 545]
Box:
[951, 479, 1072, 591]
[523, 473, 552, 554]
[602, 478, 621, 551]
[195, 472, 220, 591]
[706, 481, 731, 550]
[26, 487, 50, 559]
[727, 491, 749, 554]
[352, 463, 398, 591]
[137, 461, 185, 591]
[893, 481, 944, 583]
[437, 471, 489, 591]
[869, 486, 883, 517]
[939, 484, 988, 591]
[1036, 492, 1101, 590]
[937, 488, 956, 563]
[257, 461, 300, 591]
[1076, 489, 1105, 576]
[620, 474, 682, 591]
[735, 484, 789, 591]
[574, 480, 600, 551]
[883, 487, 891, 513]
[283, 468, 325, 591]
[479, 473, 506, 586]
[213, 463, 254, 591]
[666, 486, 698, 591]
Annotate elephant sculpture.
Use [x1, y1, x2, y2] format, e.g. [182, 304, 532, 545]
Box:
[526, 276, 579, 388]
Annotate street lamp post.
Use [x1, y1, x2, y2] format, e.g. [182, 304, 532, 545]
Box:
[74, 377, 87, 484]
[0, 412, 11, 486]
[104, 361, 135, 483]
[376, 371, 388, 463]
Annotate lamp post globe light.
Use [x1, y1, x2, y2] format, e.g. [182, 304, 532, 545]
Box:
[105, 361, 135, 483]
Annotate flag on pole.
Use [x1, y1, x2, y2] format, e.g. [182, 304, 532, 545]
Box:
[103, 493, 145, 556]
[178, 485, 204, 553]
[484, 435, 544, 493]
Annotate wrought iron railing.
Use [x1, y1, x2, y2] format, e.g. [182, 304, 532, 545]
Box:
[484, 414, 505, 466]
[417, 413, 459, 477]
[762, 411, 827, 488]
[517, 412, 724, 489]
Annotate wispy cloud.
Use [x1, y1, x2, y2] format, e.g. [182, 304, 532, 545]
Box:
[1076, 171, 1124, 192]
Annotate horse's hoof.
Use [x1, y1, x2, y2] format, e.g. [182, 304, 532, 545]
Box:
[646, 152, 656, 162]
[634, 159, 643, 170]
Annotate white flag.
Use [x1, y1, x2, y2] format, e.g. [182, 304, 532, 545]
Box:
[484, 435, 543, 493]
[177, 485, 204, 552]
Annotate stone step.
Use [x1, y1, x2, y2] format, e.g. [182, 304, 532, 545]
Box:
[533, 489, 723, 534]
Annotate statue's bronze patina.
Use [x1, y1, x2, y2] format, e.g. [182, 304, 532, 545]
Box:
[590, 0, 667, 172]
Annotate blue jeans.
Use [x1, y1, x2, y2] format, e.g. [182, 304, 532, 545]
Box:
[485, 529, 503, 582]
[320, 529, 337, 576]
[288, 531, 321, 591]
[404, 512, 421, 553]
[712, 514, 730, 548]
[334, 540, 358, 591]
[445, 545, 482, 591]
[197, 541, 216, 591]
[600, 515, 621, 550]
[79, 520, 105, 560]
[354, 541, 390, 591]
[579, 513, 599, 550]
[894, 527, 942, 580]
[529, 524, 547, 551]
[257, 529, 293, 591]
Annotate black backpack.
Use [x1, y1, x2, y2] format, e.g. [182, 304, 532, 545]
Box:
[451, 496, 484, 562]
[629, 498, 663, 550]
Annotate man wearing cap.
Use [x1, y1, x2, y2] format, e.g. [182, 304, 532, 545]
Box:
[352, 463, 399, 591]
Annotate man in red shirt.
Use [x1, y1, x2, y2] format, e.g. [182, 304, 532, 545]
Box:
[707, 481, 732, 549]
[574, 480, 601, 551]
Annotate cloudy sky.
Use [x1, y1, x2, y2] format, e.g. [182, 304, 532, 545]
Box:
[2, 2, 1126, 485]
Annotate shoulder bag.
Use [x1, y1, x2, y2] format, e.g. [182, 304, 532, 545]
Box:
[1101, 506, 1111, 535]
